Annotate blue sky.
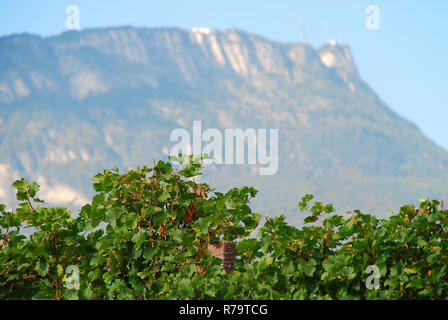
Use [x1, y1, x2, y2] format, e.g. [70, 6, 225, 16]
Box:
[1, 0, 447, 149]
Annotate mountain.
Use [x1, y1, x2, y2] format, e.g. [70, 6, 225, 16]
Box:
[1, 26, 447, 222]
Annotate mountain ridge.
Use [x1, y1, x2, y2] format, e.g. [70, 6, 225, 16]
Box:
[0, 26, 447, 223]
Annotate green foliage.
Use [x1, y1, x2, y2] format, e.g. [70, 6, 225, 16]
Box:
[2, 158, 448, 299]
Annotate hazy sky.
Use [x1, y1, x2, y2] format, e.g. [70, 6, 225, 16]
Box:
[1, 0, 447, 149]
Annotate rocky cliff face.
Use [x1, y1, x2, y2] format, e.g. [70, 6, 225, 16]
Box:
[0, 28, 350, 100]
[0, 27, 447, 221]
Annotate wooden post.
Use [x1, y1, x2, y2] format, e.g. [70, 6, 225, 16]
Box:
[207, 241, 235, 273]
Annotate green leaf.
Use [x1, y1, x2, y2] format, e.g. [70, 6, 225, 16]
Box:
[158, 192, 171, 202]
[282, 258, 295, 275]
[258, 257, 273, 272]
[426, 254, 439, 264]
[177, 278, 194, 298]
[404, 267, 418, 274]
[170, 229, 183, 243]
[204, 284, 216, 297]
[298, 194, 314, 211]
[106, 208, 116, 229]
[152, 211, 167, 227]
[131, 232, 147, 248]
[143, 245, 156, 259]
[124, 212, 138, 229]
[304, 259, 317, 277]
[36, 259, 49, 277]
[418, 288, 431, 298]
[103, 272, 113, 285]
[56, 264, 64, 277]
[193, 218, 211, 236]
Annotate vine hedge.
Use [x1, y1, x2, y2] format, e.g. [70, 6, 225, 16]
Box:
[1, 155, 448, 299]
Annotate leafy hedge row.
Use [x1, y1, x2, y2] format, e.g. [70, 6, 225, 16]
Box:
[1, 156, 448, 299]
